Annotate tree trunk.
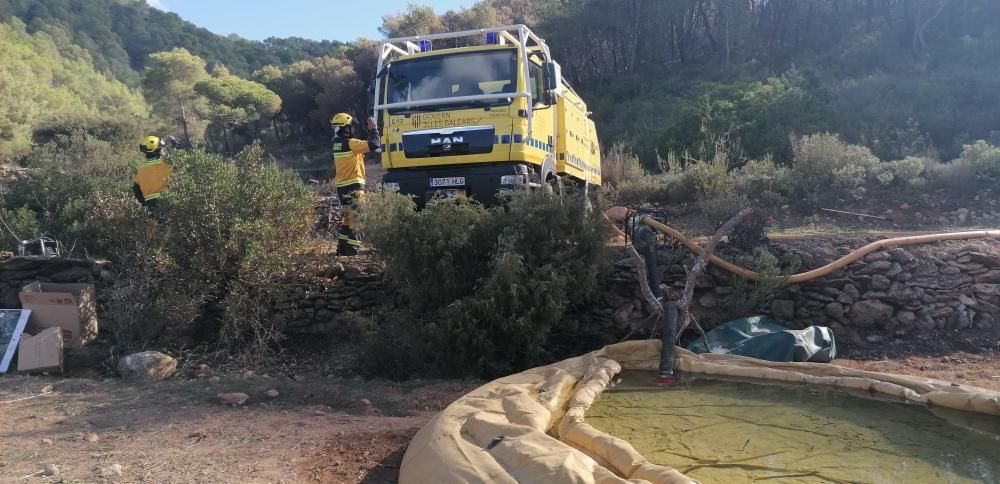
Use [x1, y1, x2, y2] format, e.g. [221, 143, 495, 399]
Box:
[180, 102, 191, 147]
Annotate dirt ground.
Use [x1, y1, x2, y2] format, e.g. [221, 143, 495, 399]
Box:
[0, 373, 474, 483]
[3, 333, 998, 484]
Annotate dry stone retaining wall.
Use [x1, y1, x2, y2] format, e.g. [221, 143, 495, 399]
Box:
[578, 239, 1000, 342]
[4, 238, 997, 344]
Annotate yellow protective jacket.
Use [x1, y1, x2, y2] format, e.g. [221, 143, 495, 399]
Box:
[133, 155, 171, 200]
[332, 128, 380, 188]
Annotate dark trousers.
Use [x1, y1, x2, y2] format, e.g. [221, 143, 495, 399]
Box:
[336, 183, 364, 256]
[133, 183, 161, 218]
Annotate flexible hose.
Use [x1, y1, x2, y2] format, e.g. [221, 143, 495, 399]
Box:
[641, 217, 1000, 284]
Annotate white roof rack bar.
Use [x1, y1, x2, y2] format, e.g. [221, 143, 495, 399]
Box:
[374, 24, 549, 140]
[383, 24, 546, 51]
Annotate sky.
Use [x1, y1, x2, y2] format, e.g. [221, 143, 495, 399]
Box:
[149, 0, 475, 42]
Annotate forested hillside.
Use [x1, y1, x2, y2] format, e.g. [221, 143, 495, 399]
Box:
[1, 0, 999, 168]
[0, 18, 147, 160]
[0, 0, 343, 85]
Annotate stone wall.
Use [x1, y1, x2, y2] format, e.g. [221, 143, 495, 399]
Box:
[574, 238, 1000, 343]
[270, 259, 388, 334]
[6, 237, 997, 345]
[0, 256, 109, 308]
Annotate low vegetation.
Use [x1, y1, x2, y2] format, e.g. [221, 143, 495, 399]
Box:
[1, 135, 314, 357]
[358, 189, 609, 378]
[607, 133, 1000, 219]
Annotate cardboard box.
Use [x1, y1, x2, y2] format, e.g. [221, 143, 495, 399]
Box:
[17, 326, 63, 373]
[19, 282, 98, 348]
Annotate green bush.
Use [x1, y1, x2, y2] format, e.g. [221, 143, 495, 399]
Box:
[875, 156, 928, 187]
[0, 207, 40, 251]
[732, 156, 791, 206]
[359, 189, 609, 378]
[959, 140, 1000, 179]
[2, 139, 315, 355]
[789, 133, 880, 204]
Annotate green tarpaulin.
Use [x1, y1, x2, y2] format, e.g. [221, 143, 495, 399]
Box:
[686, 315, 836, 363]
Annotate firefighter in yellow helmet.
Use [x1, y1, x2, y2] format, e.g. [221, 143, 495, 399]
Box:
[133, 134, 174, 217]
[331, 113, 380, 256]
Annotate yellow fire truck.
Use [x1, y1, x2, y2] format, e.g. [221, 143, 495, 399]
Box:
[373, 25, 600, 204]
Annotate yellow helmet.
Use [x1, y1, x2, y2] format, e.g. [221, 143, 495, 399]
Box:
[140, 135, 162, 153]
[330, 113, 353, 127]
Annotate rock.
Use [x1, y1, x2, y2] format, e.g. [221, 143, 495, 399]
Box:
[896, 310, 916, 327]
[870, 275, 891, 291]
[117, 351, 177, 381]
[771, 299, 795, 320]
[714, 286, 734, 295]
[859, 260, 893, 275]
[216, 392, 250, 406]
[40, 384, 53, 393]
[888, 248, 916, 265]
[974, 270, 1000, 284]
[613, 302, 635, 325]
[968, 252, 1000, 267]
[974, 283, 1000, 296]
[698, 293, 718, 308]
[101, 463, 123, 477]
[974, 312, 995, 329]
[43, 464, 60, 477]
[41, 438, 53, 446]
[941, 265, 962, 275]
[958, 294, 978, 306]
[824, 302, 845, 320]
[360, 398, 372, 406]
[886, 262, 904, 278]
[850, 300, 894, 327]
[265, 389, 280, 399]
[85, 433, 99, 443]
[956, 310, 973, 329]
[885, 282, 916, 304]
[842, 284, 861, 300]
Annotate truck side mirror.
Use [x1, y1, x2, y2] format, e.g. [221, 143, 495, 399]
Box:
[544, 61, 561, 91]
[543, 61, 561, 105]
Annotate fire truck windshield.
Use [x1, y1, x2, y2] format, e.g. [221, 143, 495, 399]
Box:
[386, 49, 517, 113]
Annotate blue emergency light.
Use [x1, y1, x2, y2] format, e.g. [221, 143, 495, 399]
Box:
[485, 32, 499, 44]
[419, 40, 432, 52]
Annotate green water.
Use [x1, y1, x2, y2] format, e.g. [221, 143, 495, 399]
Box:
[586, 371, 1000, 483]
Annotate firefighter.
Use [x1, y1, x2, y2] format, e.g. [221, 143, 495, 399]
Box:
[331, 113, 380, 256]
[133, 135, 174, 216]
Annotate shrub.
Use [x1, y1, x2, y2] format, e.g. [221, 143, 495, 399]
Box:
[925, 158, 979, 191]
[0, 206, 40, 251]
[359, 188, 609, 378]
[732, 156, 791, 206]
[958, 140, 1000, 179]
[2, 139, 315, 356]
[789, 133, 880, 204]
[602, 141, 646, 187]
[611, 173, 689, 206]
[875, 156, 928, 187]
[158, 143, 314, 355]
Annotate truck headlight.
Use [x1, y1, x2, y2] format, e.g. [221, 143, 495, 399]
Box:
[500, 175, 520, 186]
[383, 182, 400, 192]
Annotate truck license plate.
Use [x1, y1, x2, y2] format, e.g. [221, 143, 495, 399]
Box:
[430, 177, 465, 187]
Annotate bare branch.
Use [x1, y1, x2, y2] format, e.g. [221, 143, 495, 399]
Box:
[677, 208, 753, 337]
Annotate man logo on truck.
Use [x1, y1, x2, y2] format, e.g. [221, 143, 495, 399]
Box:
[430, 137, 463, 145]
